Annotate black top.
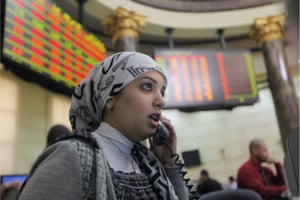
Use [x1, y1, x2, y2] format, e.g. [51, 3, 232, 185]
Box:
[197, 178, 222, 195]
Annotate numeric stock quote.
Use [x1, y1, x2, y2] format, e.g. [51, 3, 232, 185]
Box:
[154, 49, 258, 111]
[1, 0, 106, 95]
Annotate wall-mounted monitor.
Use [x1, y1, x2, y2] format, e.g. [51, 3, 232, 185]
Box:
[0, 174, 27, 184]
[154, 48, 258, 111]
[181, 150, 201, 167]
[1, 0, 106, 95]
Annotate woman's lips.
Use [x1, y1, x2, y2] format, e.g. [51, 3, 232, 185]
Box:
[149, 116, 159, 128]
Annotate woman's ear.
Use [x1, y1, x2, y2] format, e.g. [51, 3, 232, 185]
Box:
[106, 98, 114, 109]
[107, 103, 113, 109]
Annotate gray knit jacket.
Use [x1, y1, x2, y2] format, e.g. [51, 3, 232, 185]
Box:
[18, 136, 189, 200]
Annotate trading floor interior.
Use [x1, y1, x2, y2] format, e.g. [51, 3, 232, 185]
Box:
[0, 0, 299, 197]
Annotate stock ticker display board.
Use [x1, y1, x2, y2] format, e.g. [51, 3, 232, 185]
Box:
[1, 0, 106, 95]
[154, 49, 258, 111]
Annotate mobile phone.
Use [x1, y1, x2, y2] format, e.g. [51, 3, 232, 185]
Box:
[153, 121, 169, 146]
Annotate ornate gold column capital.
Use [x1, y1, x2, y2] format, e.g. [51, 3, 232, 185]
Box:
[250, 14, 285, 45]
[102, 6, 147, 43]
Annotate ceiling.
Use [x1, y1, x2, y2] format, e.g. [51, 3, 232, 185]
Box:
[52, 0, 287, 52]
[131, 0, 281, 12]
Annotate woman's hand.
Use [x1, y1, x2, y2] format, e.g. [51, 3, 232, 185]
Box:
[149, 116, 177, 166]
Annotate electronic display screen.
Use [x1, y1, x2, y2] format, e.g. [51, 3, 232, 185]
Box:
[0, 174, 27, 184]
[1, 0, 106, 95]
[154, 49, 258, 111]
[181, 150, 201, 167]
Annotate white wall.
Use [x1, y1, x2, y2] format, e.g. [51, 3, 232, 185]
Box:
[0, 64, 71, 174]
[165, 88, 286, 183]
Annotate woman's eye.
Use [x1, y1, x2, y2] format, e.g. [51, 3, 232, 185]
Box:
[141, 83, 152, 91]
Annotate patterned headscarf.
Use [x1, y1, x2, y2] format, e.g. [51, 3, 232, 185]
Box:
[69, 51, 167, 131]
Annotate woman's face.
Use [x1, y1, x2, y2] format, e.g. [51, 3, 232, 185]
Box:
[106, 70, 166, 142]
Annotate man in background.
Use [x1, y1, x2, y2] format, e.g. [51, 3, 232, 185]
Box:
[197, 169, 222, 195]
[46, 124, 71, 145]
[0, 181, 22, 200]
[237, 139, 286, 200]
[228, 176, 237, 190]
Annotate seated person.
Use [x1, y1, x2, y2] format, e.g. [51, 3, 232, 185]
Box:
[1, 181, 22, 200]
[228, 176, 237, 190]
[46, 124, 71, 145]
[197, 169, 222, 195]
[237, 139, 286, 200]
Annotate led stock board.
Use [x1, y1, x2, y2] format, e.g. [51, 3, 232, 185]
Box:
[1, 0, 106, 95]
[154, 49, 258, 111]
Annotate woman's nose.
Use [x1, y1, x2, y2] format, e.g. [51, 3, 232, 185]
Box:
[154, 93, 165, 109]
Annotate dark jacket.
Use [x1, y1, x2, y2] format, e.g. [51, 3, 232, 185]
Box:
[197, 178, 222, 195]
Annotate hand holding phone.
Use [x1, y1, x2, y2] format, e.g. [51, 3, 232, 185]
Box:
[151, 120, 178, 166]
[153, 121, 169, 146]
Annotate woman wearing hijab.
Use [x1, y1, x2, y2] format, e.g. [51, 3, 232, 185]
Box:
[19, 52, 189, 200]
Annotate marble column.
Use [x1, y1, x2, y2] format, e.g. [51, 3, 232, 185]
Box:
[102, 6, 146, 52]
[250, 14, 299, 152]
